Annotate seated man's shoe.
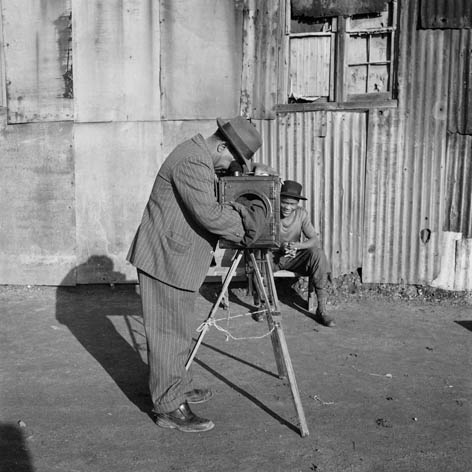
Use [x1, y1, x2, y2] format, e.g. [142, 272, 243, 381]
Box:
[316, 308, 336, 327]
[252, 311, 265, 322]
[184, 388, 213, 404]
[251, 305, 266, 323]
[155, 402, 215, 433]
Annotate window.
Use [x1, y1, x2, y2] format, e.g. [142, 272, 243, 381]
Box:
[279, 0, 398, 109]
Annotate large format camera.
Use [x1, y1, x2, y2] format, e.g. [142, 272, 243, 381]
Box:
[218, 175, 281, 249]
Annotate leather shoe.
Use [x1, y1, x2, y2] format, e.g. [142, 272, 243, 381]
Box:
[155, 402, 215, 433]
[252, 311, 265, 322]
[316, 308, 336, 327]
[184, 388, 213, 404]
[251, 306, 266, 323]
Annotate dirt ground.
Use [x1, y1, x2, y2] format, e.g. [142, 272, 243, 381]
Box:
[1, 277, 471, 472]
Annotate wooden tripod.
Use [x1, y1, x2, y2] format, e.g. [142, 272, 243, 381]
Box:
[186, 248, 309, 437]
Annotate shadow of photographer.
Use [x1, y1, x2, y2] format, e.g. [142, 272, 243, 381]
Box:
[0, 423, 35, 472]
[55, 255, 152, 417]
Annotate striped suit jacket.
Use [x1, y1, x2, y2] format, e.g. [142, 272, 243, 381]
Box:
[127, 134, 245, 291]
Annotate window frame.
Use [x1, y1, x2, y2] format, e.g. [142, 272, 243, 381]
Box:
[276, 0, 399, 112]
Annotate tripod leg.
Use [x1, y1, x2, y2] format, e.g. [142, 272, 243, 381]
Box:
[271, 319, 310, 437]
[248, 251, 286, 378]
[185, 249, 244, 370]
[263, 251, 310, 437]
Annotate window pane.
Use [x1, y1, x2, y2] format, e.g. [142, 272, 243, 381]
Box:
[348, 36, 368, 64]
[291, 17, 333, 34]
[370, 34, 390, 62]
[289, 36, 331, 98]
[368, 64, 389, 92]
[350, 8, 391, 30]
[347, 65, 367, 94]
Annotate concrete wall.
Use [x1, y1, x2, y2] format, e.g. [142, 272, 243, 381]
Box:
[0, 0, 244, 285]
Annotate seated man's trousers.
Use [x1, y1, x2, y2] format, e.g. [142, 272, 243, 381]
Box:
[274, 246, 329, 290]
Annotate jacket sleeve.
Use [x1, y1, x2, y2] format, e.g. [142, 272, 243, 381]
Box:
[172, 156, 245, 242]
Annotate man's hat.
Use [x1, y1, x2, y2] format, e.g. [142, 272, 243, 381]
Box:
[217, 116, 262, 172]
[280, 180, 307, 200]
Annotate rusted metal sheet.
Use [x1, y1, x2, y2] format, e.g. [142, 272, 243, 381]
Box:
[255, 111, 367, 277]
[74, 121, 163, 284]
[160, 0, 243, 120]
[0, 122, 76, 285]
[2, 0, 73, 123]
[74, 0, 161, 123]
[420, 0, 472, 29]
[447, 29, 472, 135]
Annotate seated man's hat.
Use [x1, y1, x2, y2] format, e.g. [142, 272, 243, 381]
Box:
[217, 116, 262, 172]
[280, 180, 307, 200]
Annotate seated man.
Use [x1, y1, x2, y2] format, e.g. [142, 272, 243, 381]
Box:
[272, 180, 335, 327]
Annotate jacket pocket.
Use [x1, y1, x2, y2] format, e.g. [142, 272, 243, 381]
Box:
[165, 231, 190, 254]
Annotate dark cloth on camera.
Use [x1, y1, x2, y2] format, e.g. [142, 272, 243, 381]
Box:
[230, 196, 268, 246]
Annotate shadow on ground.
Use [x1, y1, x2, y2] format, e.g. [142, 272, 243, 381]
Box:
[0, 423, 35, 472]
[55, 256, 153, 417]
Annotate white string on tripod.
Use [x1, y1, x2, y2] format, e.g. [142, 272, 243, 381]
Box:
[196, 308, 275, 341]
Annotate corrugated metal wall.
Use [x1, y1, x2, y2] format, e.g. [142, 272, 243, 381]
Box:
[444, 133, 472, 238]
[255, 111, 366, 277]
[246, 0, 471, 289]
[420, 0, 472, 29]
[447, 29, 472, 135]
[364, 0, 471, 288]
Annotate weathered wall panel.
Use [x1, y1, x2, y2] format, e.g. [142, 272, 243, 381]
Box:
[73, 0, 161, 123]
[2, 0, 73, 123]
[289, 36, 331, 99]
[74, 122, 162, 284]
[0, 122, 76, 285]
[0, 0, 6, 109]
[161, 119, 219, 158]
[160, 0, 243, 120]
[447, 29, 472, 135]
[241, 0, 280, 119]
[256, 111, 366, 277]
[444, 133, 472, 238]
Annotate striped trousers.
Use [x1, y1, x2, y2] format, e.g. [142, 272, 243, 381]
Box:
[138, 270, 197, 413]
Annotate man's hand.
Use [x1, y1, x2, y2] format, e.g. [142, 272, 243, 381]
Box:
[282, 242, 297, 259]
